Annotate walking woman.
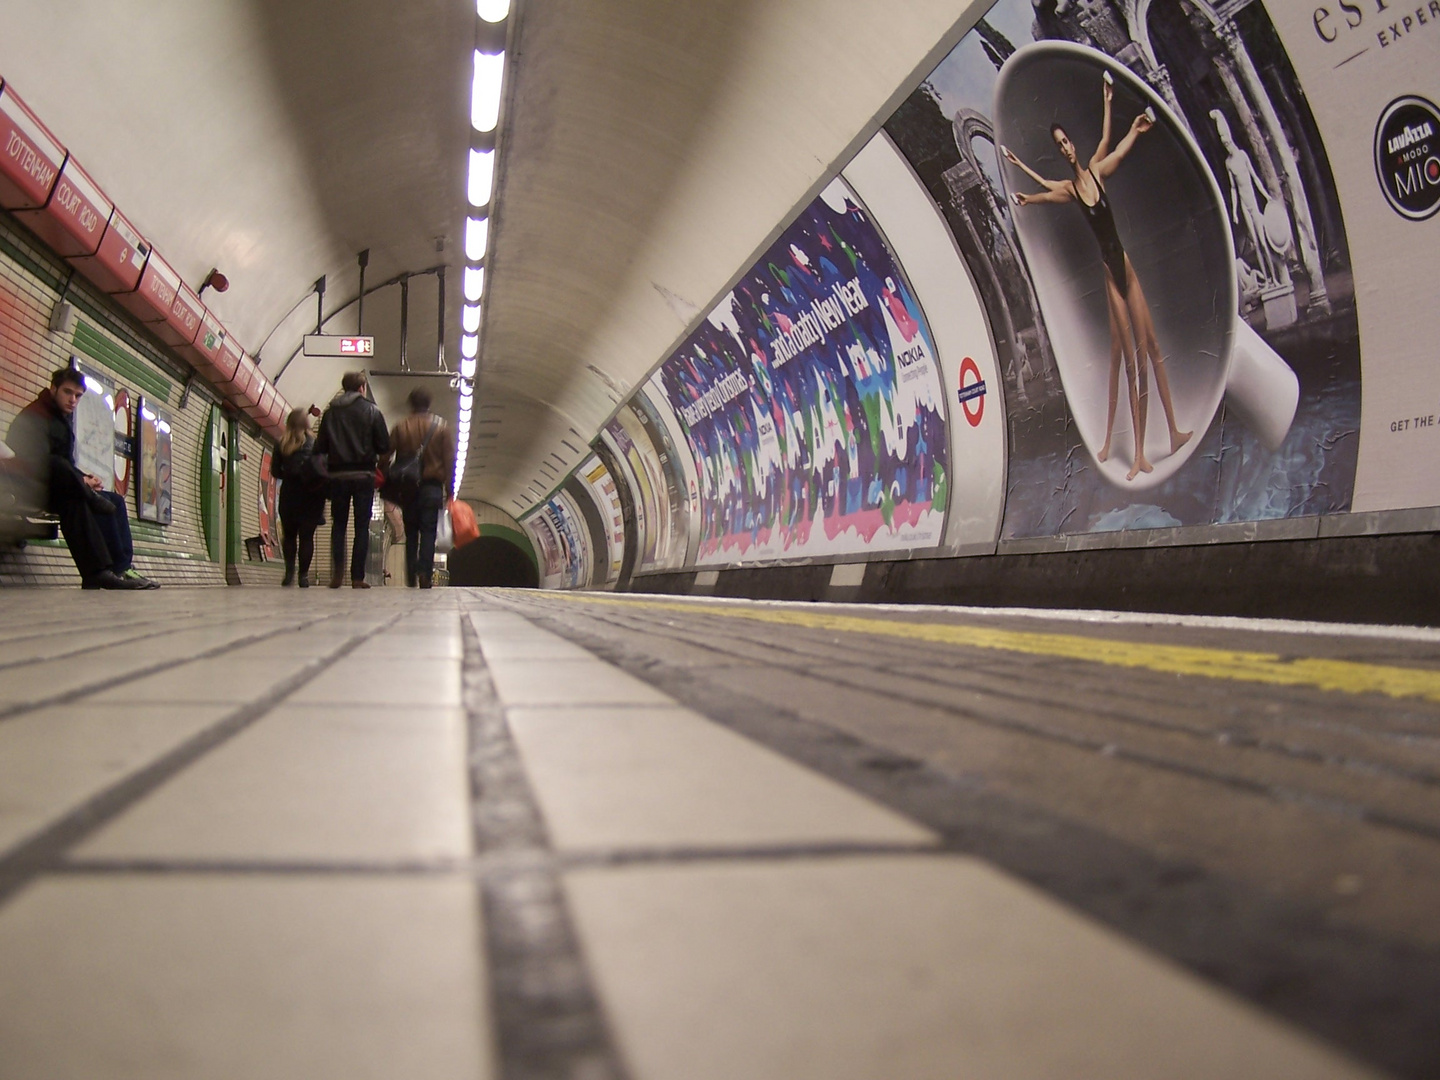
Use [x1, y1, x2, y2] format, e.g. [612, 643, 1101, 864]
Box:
[271, 408, 326, 587]
[1003, 75, 1190, 480]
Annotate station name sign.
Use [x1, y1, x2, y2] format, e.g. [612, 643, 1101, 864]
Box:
[303, 334, 374, 358]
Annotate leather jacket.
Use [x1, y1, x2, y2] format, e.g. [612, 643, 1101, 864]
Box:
[314, 391, 390, 473]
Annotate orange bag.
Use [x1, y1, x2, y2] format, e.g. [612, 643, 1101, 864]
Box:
[448, 498, 480, 549]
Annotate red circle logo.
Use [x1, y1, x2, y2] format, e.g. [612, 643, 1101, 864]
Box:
[957, 356, 987, 427]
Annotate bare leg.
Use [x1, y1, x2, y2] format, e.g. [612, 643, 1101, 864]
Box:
[1125, 261, 1191, 457]
[1107, 279, 1150, 480]
[1098, 284, 1125, 463]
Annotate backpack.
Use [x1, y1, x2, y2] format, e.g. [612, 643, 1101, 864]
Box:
[379, 417, 439, 504]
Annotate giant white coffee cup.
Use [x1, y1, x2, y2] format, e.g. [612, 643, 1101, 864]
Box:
[995, 42, 1297, 489]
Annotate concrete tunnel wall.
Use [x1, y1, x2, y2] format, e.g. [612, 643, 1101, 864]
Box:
[516, 0, 1440, 623]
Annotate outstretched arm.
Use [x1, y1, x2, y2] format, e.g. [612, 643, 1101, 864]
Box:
[1094, 110, 1152, 180]
[1094, 75, 1115, 162]
[1001, 145, 1073, 205]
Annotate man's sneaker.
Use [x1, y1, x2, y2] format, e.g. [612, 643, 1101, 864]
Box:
[351, 579, 371, 589]
[298, 575, 311, 588]
[122, 569, 161, 589]
[83, 569, 147, 590]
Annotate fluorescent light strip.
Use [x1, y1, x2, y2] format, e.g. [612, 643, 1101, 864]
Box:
[463, 266, 485, 302]
[472, 51, 505, 133]
[468, 148, 494, 207]
[462, 303, 481, 332]
[461, 333, 478, 358]
[477, 0, 510, 23]
[465, 217, 489, 261]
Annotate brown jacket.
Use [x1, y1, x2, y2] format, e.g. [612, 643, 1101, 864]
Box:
[388, 411, 455, 495]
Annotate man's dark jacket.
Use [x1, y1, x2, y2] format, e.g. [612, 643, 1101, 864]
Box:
[5, 389, 84, 502]
[314, 391, 390, 475]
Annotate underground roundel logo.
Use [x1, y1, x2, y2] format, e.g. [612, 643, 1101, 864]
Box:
[957, 356, 987, 427]
[1374, 95, 1440, 221]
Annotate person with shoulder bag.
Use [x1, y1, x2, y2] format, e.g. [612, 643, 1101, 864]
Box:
[385, 387, 454, 589]
[314, 372, 390, 589]
[270, 408, 327, 587]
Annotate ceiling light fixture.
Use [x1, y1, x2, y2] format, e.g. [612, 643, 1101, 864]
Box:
[472, 50, 505, 133]
[462, 303, 481, 333]
[477, 0, 510, 22]
[468, 148, 495, 207]
[464, 217, 489, 261]
[461, 333, 478, 358]
[463, 266, 485, 302]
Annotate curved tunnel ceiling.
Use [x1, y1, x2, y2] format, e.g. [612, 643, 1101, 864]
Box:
[1, 0, 982, 515]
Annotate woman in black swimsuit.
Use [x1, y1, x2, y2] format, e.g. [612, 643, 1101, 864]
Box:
[1003, 77, 1191, 480]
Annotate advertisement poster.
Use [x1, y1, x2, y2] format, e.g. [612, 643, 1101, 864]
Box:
[1258, 1, 1439, 511]
[136, 399, 172, 525]
[883, 0, 1363, 538]
[578, 454, 625, 581]
[524, 492, 591, 589]
[657, 176, 949, 565]
[258, 449, 278, 560]
[72, 362, 116, 490]
[604, 395, 689, 572]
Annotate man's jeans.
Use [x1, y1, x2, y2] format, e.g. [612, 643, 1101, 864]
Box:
[402, 481, 446, 585]
[329, 476, 375, 582]
[95, 491, 134, 573]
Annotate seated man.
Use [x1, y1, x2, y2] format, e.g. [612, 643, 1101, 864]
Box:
[5, 367, 158, 589]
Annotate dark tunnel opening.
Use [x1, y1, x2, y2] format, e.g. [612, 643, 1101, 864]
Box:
[448, 535, 539, 588]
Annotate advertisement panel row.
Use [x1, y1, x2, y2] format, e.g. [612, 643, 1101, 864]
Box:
[543, 0, 1436, 587]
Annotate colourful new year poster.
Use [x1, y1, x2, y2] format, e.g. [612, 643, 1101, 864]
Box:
[656, 176, 949, 565]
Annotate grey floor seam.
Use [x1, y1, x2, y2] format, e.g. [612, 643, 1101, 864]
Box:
[462, 603, 633, 1080]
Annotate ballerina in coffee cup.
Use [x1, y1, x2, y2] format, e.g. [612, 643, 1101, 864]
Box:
[1003, 73, 1191, 480]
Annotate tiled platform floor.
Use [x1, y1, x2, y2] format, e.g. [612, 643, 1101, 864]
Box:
[1, 588, 1428, 1078]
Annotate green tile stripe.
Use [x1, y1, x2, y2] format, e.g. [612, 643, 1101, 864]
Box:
[71, 321, 172, 403]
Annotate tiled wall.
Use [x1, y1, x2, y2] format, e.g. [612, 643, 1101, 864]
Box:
[0, 214, 270, 588]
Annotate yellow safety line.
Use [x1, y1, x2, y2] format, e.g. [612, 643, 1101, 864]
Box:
[546, 593, 1440, 702]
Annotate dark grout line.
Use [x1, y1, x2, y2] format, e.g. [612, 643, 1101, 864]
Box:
[461, 603, 634, 1080]
[56, 857, 479, 877]
[0, 611, 365, 724]
[56, 841, 941, 879]
[0, 613, 407, 906]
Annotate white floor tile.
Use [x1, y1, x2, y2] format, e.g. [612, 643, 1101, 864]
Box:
[0, 876, 491, 1080]
[0, 704, 230, 855]
[563, 856, 1379, 1080]
[487, 659, 672, 707]
[290, 659, 462, 707]
[75, 705, 472, 863]
[509, 706, 933, 851]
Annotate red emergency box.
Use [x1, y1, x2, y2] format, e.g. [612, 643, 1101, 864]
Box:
[0, 84, 63, 210]
[14, 156, 111, 257]
[69, 207, 147, 294]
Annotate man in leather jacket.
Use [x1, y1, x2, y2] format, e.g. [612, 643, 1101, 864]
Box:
[313, 371, 390, 588]
[5, 367, 155, 589]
